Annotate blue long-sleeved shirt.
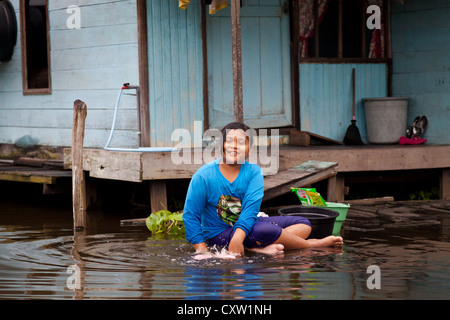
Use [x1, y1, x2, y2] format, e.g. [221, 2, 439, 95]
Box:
[183, 158, 264, 245]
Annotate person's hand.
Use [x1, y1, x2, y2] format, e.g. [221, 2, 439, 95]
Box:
[228, 240, 244, 256]
[228, 228, 246, 256]
[193, 242, 208, 253]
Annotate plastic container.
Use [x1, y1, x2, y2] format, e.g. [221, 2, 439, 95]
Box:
[363, 97, 409, 144]
[278, 206, 339, 239]
[304, 202, 350, 235]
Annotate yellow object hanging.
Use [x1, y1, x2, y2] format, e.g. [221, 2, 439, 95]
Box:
[209, 0, 228, 14]
[179, 0, 190, 10]
[179, 0, 228, 14]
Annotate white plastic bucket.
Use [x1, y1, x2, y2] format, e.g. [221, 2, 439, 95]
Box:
[363, 97, 409, 144]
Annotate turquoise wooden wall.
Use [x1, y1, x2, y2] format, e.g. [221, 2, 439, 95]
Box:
[147, 0, 204, 147]
[299, 63, 387, 142]
[206, 0, 292, 130]
[0, 0, 140, 148]
[1, 0, 448, 148]
[391, 0, 450, 144]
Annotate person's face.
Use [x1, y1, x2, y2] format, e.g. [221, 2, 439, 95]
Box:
[222, 129, 250, 164]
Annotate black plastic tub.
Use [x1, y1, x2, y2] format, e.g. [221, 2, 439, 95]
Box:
[278, 206, 339, 239]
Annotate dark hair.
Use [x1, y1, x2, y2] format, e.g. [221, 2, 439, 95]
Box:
[220, 122, 254, 149]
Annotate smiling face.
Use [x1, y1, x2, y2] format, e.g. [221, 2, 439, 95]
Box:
[222, 129, 251, 164]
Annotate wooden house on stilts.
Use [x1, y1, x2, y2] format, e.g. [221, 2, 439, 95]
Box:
[1, 0, 450, 219]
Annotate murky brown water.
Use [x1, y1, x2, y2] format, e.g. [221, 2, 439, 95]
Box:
[1, 199, 450, 300]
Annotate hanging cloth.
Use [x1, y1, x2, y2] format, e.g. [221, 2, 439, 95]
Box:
[298, 0, 330, 58]
[179, 0, 228, 14]
[367, 0, 385, 58]
[179, 0, 191, 10]
[209, 0, 228, 14]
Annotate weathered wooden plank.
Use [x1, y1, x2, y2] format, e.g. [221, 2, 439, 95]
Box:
[88, 149, 142, 182]
[291, 160, 338, 172]
[0, 109, 137, 132]
[263, 160, 338, 202]
[0, 163, 71, 184]
[0, 172, 56, 184]
[142, 150, 202, 180]
[51, 44, 138, 72]
[49, 0, 137, 31]
[50, 23, 138, 51]
[279, 145, 450, 172]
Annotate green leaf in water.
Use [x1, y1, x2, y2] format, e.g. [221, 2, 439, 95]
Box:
[146, 210, 185, 236]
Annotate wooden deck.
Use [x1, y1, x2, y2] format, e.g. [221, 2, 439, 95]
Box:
[0, 159, 71, 184]
[61, 144, 450, 211]
[0, 158, 72, 194]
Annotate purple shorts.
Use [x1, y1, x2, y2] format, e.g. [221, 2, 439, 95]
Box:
[206, 215, 312, 249]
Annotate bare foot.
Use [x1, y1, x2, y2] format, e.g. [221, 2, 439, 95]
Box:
[308, 236, 343, 248]
[248, 243, 285, 255]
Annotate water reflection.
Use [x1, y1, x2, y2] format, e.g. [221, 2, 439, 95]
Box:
[1, 200, 450, 300]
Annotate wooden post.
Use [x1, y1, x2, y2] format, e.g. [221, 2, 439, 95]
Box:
[327, 174, 337, 202]
[441, 168, 450, 200]
[150, 180, 167, 213]
[136, 0, 151, 147]
[72, 99, 87, 231]
[335, 174, 345, 202]
[231, 0, 243, 123]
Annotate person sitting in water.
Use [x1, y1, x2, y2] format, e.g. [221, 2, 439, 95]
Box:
[182, 122, 343, 257]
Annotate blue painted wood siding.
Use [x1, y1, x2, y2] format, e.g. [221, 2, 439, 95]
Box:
[0, 0, 140, 148]
[299, 63, 387, 142]
[147, 0, 204, 147]
[206, 0, 292, 130]
[391, 0, 450, 144]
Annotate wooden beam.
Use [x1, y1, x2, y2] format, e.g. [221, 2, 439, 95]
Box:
[278, 145, 450, 172]
[64, 148, 143, 182]
[231, 0, 243, 122]
[72, 99, 87, 231]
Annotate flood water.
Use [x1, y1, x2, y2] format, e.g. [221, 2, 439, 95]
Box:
[1, 198, 450, 300]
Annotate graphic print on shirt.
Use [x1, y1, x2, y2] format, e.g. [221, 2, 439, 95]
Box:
[216, 195, 242, 226]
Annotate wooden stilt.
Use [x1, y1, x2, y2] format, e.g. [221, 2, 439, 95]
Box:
[335, 174, 345, 202]
[72, 99, 87, 231]
[327, 174, 337, 202]
[150, 180, 167, 213]
[441, 168, 450, 200]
